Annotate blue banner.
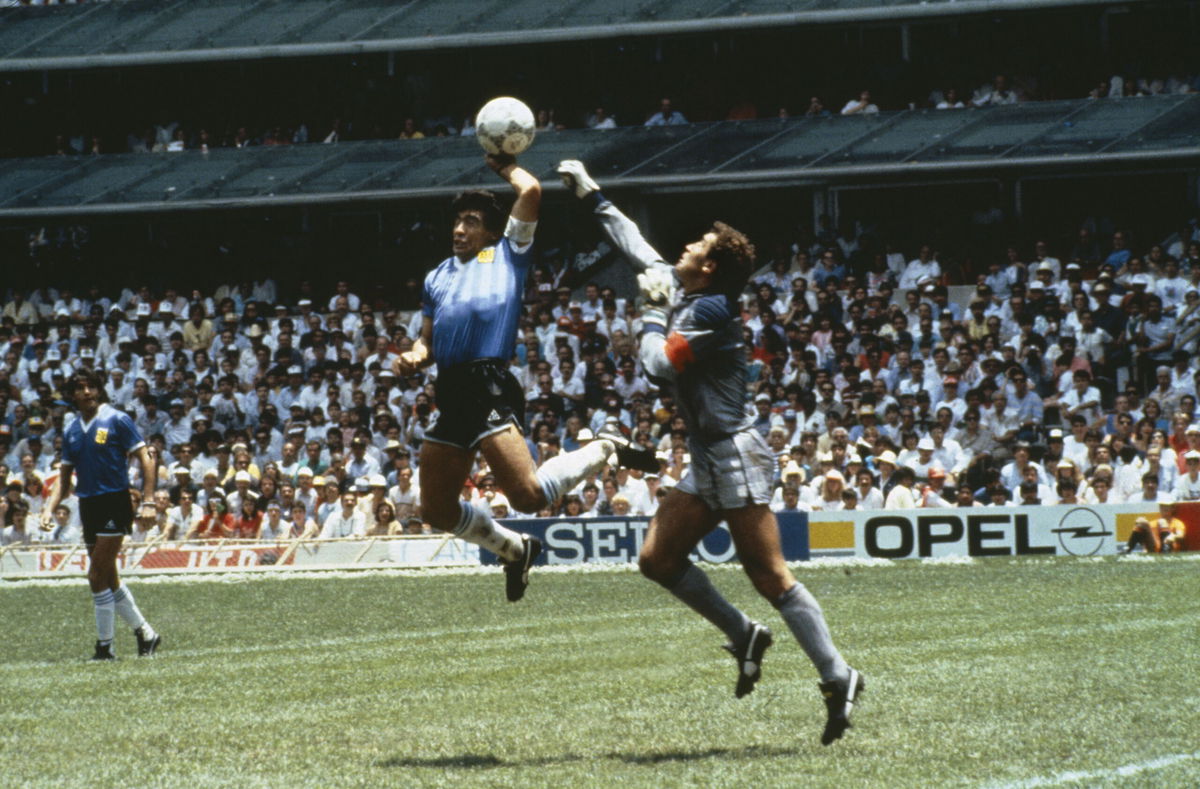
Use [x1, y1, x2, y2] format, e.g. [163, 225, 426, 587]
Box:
[480, 512, 809, 565]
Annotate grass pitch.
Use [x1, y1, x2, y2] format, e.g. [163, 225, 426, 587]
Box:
[2, 556, 1199, 788]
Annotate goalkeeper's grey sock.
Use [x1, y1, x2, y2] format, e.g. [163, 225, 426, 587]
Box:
[665, 563, 751, 644]
[774, 582, 849, 683]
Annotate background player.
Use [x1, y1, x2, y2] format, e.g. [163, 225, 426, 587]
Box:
[557, 159, 863, 745]
[42, 369, 161, 661]
[395, 154, 654, 602]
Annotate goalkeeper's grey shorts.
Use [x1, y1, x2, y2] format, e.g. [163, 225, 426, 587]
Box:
[676, 428, 775, 512]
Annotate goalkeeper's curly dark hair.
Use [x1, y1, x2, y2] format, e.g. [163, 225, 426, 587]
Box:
[705, 221, 757, 297]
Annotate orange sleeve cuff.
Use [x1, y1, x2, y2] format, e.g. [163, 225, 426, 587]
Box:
[664, 333, 694, 372]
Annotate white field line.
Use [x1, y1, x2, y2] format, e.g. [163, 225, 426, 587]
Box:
[987, 750, 1200, 788]
[0, 606, 688, 672]
[2, 552, 1196, 589]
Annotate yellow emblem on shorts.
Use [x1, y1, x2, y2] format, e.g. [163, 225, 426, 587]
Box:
[94, 428, 108, 445]
[477, 247, 495, 263]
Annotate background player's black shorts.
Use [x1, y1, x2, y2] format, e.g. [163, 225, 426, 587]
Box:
[427, 359, 526, 450]
[79, 490, 134, 547]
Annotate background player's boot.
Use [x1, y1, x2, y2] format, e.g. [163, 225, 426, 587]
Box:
[91, 640, 116, 661]
[504, 535, 541, 602]
[136, 627, 161, 657]
[596, 424, 659, 473]
[819, 668, 865, 745]
[723, 621, 773, 698]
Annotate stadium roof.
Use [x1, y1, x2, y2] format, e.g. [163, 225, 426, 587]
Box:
[0, 95, 1196, 219]
[0, 0, 1148, 72]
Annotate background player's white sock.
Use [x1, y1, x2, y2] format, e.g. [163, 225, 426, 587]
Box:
[454, 501, 524, 562]
[773, 582, 849, 683]
[535, 440, 613, 507]
[664, 563, 752, 644]
[92, 589, 115, 645]
[112, 583, 154, 637]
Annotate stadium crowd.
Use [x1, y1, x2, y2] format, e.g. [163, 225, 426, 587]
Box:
[2, 215, 1199, 552]
[30, 67, 1196, 159]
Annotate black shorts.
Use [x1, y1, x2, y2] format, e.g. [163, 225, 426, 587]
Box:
[79, 490, 134, 547]
[427, 359, 526, 450]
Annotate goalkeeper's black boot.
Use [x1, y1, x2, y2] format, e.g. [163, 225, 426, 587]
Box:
[819, 668, 865, 746]
[596, 424, 659, 473]
[723, 621, 773, 699]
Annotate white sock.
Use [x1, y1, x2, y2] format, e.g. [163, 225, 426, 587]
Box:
[454, 501, 524, 562]
[535, 440, 613, 506]
[112, 583, 152, 636]
[92, 589, 115, 644]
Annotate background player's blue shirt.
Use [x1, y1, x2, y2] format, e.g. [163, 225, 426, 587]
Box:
[422, 236, 531, 368]
[60, 403, 145, 499]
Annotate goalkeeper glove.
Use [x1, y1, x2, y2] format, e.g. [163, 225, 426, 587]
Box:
[557, 160, 600, 199]
[641, 305, 669, 333]
[637, 268, 676, 307]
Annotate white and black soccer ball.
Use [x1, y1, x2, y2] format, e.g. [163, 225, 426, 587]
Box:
[475, 97, 536, 156]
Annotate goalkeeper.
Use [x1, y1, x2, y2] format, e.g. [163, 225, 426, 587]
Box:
[558, 160, 864, 746]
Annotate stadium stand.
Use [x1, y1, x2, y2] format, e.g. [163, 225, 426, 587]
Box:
[0, 96, 1197, 216]
[0, 0, 1197, 560]
[0, 0, 1143, 69]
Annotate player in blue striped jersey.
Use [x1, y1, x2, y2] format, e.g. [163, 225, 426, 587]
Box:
[559, 159, 863, 745]
[42, 369, 161, 660]
[396, 154, 653, 602]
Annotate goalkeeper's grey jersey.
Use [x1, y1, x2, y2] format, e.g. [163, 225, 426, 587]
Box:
[591, 197, 753, 442]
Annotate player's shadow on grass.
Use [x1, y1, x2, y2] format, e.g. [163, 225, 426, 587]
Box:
[380, 744, 796, 770]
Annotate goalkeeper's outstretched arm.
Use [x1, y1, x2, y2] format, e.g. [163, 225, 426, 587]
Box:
[557, 160, 672, 278]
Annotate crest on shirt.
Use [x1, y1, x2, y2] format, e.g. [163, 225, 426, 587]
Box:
[94, 428, 109, 445]
[477, 247, 495, 263]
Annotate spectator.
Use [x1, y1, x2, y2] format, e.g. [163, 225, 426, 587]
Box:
[320, 492, 366, 538]
[840, 90, 879, 115]
[644, 98, 687, 126]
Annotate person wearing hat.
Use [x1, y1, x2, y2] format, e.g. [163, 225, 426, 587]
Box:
[355, 473, 390, 531]
[558, 157, 862, 743]
[872, 449, 899, 496]
[919, 467, 953, 508]
[934, 377, 966, 424]
[1172, 449, 1200, 500]
[40, 368, 161, 660]
[909, 436, 943, 483]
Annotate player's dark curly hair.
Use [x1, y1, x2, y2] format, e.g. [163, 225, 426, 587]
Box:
[452, 190, 507, 236]
[706, 221, 756, 296]
[63, 368, 109, 405]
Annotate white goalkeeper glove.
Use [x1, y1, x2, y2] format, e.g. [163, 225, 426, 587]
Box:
[641, 305, 669, 333]
[557, 160, 600, 199]
[637, 267, 676, 307]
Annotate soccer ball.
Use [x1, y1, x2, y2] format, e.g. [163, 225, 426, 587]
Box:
[475, 97, 536, 156]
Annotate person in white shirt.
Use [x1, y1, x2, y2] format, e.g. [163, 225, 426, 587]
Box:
[898, 246, 940, 291]
[854, 470, 884, 510]
[918, 469, 953, 508]
[883, 467, 918, 509]
[935, 88, 965, 109]
[320, 492, 367, 538]
[840, 90, 879, 115]
[1056, 370, 1103, 426]
[165, 492, 203, 541]
[1172, 450, 1200, 501]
